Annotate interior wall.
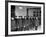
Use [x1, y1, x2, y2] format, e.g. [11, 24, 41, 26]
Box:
[15, 6, 26, 17]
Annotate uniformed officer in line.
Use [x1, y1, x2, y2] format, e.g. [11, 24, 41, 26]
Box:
[35, 17, 39, 30]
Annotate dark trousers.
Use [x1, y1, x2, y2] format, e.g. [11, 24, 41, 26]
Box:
[35, 26, 38, 30]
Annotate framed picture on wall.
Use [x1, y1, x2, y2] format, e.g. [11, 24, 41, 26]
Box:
[5, 1, 45, 36]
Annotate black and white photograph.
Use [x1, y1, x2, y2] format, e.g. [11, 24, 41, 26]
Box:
[7, 1, 45, 35]
[11, 5, 41, 31]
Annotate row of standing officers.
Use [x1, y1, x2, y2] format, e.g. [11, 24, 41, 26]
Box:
[11, 16, 40, 31]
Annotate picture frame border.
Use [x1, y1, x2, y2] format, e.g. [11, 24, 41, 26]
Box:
[5, 1, 45, 36]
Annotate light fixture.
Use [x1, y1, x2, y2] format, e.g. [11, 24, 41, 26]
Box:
[19, 7, 23, 9]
